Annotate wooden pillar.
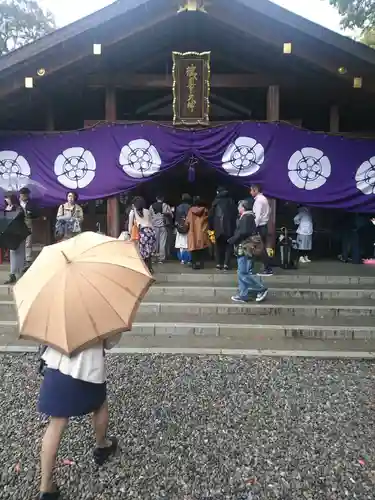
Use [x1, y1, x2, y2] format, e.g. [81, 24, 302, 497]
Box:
[266, 85, 279, 250]
[105, 86, 120, 237]
[329, 105, 339, 133]
[45, 99, 54, 132]
[42, 98, 55, 245]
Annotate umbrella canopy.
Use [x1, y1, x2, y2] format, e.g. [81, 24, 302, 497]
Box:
[13, 232, 154, 355]
[0, 175, 47, 198]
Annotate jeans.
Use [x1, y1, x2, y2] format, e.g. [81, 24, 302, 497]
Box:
[237, 255, 267, 298]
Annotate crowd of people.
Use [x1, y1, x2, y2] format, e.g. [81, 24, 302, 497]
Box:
[3, 189, 84, 285]
[125, 184, 292, 303]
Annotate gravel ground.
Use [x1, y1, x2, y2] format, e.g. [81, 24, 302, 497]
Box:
[1, 354, 375, 500]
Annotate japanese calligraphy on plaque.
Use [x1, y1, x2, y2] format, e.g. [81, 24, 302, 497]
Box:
[172, 51, 210, 125]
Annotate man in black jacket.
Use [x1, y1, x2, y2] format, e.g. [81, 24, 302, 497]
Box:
[208, 186, 237, 270]
[19, 187, 39, 271]
[228, 199, 268, 303]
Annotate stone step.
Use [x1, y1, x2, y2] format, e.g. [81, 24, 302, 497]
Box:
[155, 272, 375, 286]
[2, 283, 374, 302]
[1, 266, 375, 286]
[1, 298, 374, 320]
[142, 296, 375, 318]
[111, 334, 375, 354]
[148, 284, 375, 301]
[3, 334, 375, 357]
[2, 314, 375, 343]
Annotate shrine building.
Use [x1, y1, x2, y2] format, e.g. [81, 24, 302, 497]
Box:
[0, 0, 375, 252]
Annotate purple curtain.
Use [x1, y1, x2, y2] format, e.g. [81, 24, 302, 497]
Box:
[0, 121, 374, 211]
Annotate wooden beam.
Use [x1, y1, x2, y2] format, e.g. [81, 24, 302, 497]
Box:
[209, 6, 375, 93]
[0, 8, 174, 100]
[266, 85, 279, 251]
[267, 85, 280, 122]
[329, 105, 340, 133]
[105, 86, 120, 238]
[88, 73, 281, 89]
[211, 93, 252, 117]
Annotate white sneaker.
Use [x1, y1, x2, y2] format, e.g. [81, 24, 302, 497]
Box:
[304, 256, 311, 263]
[256, 290, 268, 302]
[299, 256, 307, 264]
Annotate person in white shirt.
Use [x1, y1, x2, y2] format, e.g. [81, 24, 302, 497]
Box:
[128, 196, 156, 273]
[250, 184, 273, 276]
[294, 206, 313, 263]
[149, 194, 172, 264]
[37, 334, 121, 500]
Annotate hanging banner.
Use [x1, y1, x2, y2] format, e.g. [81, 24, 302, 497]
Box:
[172, 51, 210, 125]
[1, 121, 375, 211]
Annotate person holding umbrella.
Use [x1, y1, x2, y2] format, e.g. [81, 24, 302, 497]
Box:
[13, 232, 155, 499]
[37, 336, 121, 499]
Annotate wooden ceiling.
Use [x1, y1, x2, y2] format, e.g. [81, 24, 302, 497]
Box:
[0, 0, 374, 118]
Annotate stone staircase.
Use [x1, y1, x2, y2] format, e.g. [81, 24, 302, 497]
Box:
[1, 262, 375, 354]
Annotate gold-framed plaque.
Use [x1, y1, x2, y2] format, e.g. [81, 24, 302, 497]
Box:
[172, 51, 210, 126]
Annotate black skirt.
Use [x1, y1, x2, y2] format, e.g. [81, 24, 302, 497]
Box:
[38, 368, 107, 418]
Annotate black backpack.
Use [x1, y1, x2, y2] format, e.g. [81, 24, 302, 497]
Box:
[176, 216, 189, 234]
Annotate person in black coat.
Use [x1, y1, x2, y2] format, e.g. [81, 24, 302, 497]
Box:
[3, 193, 27, 284]
[228, 199, 268, 303]
[19, 187, 39, 270]
[208, 186, 237, 270]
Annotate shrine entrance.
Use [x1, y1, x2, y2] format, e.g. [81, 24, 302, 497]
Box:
[127, 159, 249, 208]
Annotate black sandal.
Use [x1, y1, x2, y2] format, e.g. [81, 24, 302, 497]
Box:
[93, 437, 118, 466]
[38, 486, 60, 499]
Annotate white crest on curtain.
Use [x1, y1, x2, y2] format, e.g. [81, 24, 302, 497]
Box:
[0, 150, 31, 185]
[119, 139, 161, 179]
[222, 136, 264, 177]
[54, 147, 96, 189]
[355, 157, 375, 195]
[288, 147, 331, 190]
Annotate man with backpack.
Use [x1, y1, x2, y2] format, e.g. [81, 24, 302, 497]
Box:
[174, 193, 192, 264]
[208, 186, 237, 270]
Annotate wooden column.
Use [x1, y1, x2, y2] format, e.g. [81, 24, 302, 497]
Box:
[329, 105, 340, 133]
[266, 85, 279, 250]
[45, 99, 54, 132]
[105, 86, 120, 237]
[40, 98, 55, 245]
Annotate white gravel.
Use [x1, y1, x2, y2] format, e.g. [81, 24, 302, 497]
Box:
[0, 354, 375, 499]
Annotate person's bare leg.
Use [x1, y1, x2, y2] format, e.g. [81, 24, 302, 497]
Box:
[92, 400, 111, 448]
[40, 417, 68, 492]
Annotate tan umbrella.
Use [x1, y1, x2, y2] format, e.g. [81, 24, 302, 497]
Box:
[13, 231, 154, 355]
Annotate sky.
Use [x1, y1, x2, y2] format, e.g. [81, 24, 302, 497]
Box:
[40, 0, 346, 34]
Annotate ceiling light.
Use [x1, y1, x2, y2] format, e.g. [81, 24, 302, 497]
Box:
[353, 77, 362, 88]
[283, 42, 292, 54]
[25, 77, 33, 88]
[93, 44, 102, 55]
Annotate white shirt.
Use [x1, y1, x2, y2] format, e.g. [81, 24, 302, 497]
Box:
[294, 209, 313, 235]
[128, 209, 153, 232]
[253, 193, 270, 227]
[42, 333, 122, 384]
